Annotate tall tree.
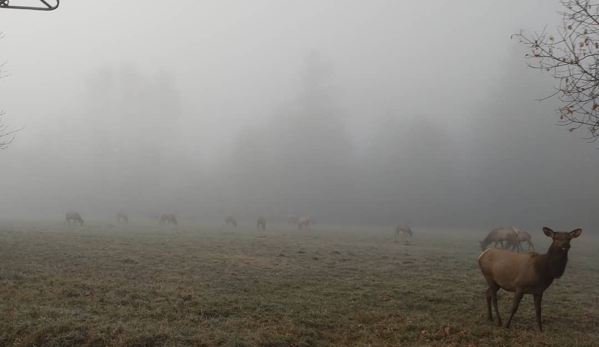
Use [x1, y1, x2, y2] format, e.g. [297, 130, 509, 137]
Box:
[270, 50, 352, 217]
[219, 50, 353, 220]
[358, 113, 461, 227]
[82, 64, 182, 212]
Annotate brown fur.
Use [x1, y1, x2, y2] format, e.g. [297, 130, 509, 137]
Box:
[395, 224, 412, 238]
[65, 211, 84, 226]
[257, 217, 266, 230]
[116, 212, 128, 223]
[160, 213, 177, 226]
[480, 226, 519, 251]
[478, 227, 582, 331]
[297, 216, 311, 229]
[514, 230, 535, 252]
[225, 216, 237, 227]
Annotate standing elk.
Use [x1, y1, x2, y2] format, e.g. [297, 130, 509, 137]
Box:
[225, 216, 237, 227]
[395, 224, 413, 238]
[479, 226, 519, 251]
[116, 212, 128, 223]
[65, 211, 84, 226]
[257, 217, 266, 230]
[297, 216, 311, 229]
[160, 213, 177, 226]
[478, 227, 582, 331]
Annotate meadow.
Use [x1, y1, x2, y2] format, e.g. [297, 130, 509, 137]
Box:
[0, 220, 597, 347]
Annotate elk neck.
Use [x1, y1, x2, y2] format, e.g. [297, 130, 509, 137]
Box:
[543, 244, 569, 279]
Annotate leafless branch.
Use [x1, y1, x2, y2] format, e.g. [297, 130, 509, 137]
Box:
[514, 0, 599, 141]
[0, 31, 21, 149]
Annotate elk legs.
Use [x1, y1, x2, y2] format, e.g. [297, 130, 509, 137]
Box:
[504, 290, 524, 328]
[534, 293, 543, 332]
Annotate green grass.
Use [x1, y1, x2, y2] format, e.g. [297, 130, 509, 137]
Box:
[0, 221, 597, 347]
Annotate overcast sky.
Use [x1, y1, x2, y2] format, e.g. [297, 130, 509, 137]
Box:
[1, 0, 561, 153]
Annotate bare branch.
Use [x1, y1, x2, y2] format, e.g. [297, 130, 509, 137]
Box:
[515, 0, 599, 141]
[0, 31, 21, 149]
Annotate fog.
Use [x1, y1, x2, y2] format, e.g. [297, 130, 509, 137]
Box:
[1, 0, 597, 231]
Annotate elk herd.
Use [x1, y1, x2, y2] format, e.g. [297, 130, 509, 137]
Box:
[63, 211, 317, 231]
[62, 209, 584, 332]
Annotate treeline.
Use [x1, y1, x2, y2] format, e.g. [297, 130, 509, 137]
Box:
[2, 48, 597, 230]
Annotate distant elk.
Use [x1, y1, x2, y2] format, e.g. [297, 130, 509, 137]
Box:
[514, 230, 535, 252]
[160, 213, 177, 226]
[225, 216, 237, 227]
[478, 227, 582, 331]
[479, 227, 519, 251]
[297, 216, 311, 229]
[116, 212, 128, 223]
[395, 224, 413, 238]
[257, 217, 266, 230]
[65, 211, 84, 226]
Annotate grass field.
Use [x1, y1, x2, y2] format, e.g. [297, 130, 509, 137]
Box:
[0, 221, 597, 347]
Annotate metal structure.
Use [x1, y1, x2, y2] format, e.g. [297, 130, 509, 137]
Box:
[0, 0, 59, 11]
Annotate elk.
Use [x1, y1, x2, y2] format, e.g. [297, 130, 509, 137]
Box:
[257, 216, 266, 230]
[478, 227, 582, 331]
[479, 226, 519, 251]
[116, 212, 128, 223]
[225, 216, 237, 227]
[297, 216, 311, 229]
[160, 213, 177, 226]
[65, 211, 84, 226]
[514, 230, 535, 252]
[395, 224, 413, 238]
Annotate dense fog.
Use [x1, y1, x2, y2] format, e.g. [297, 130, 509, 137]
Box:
[1, 0, 597, 231]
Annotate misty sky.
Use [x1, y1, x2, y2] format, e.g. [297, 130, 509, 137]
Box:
[1, 1, 597, 231]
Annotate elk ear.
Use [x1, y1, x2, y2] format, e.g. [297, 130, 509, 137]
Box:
[569, 228, 582, 238]
[543, 227, 555, 238]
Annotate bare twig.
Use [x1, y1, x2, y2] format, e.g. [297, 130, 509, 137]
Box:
[514, 0, 599, 142]
[0, 32, 21, 149]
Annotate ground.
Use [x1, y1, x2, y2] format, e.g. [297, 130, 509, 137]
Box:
[0, 220, 597, 347]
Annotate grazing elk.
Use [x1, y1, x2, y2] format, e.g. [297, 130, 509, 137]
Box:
[225, 216, 237, 227]
[479, 226, 519, 251]
[395, 224, 413, 238]
[478, 227, 582, 331]
[514, 230, 535, 252]
[116, 212, 128, 223]
[297, 216, 311, 229]
[65, 211, 84, 226]
[160, 213, 177, 226]
[257, 217, 266, 230]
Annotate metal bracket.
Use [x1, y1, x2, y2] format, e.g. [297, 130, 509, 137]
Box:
[0, 0, 59, 11]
